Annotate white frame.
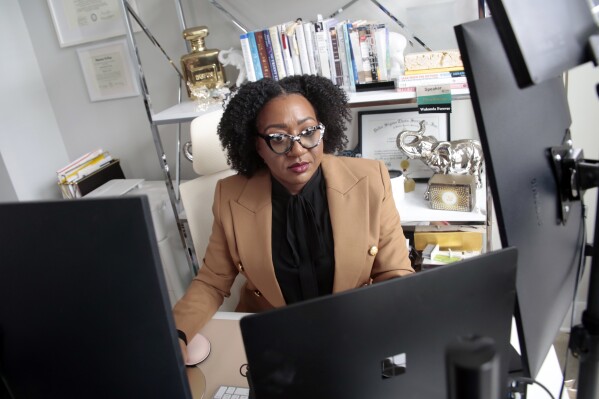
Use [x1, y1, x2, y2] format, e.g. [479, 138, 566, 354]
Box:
[47, 0, 140, 47]
[357, 108, 450, 179]
[76, 39, 140, 102]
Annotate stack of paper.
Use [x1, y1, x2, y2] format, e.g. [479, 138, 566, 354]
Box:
[57, 149, 118, 199]
[56, 149, 113, 184]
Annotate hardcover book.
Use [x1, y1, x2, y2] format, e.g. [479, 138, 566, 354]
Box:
[302, 22, 318, 75]
[268, 25, 287, 78]
[357, 26, 373, 83]
[279, 23, 296, 76]
[294, 21, 311, 75]
[247, 31, 264, 80]
[262, 28, 279, 80]
[329, 26, 344, 86]
[239, 33, 257, 82]
[314, 17, 332, 79]
[254, 30, 273, 78]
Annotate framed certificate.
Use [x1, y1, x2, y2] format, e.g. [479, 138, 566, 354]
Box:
[77, 39, 140, 101]
[356, 108, 450, 179]
[47, 0, 140, 47]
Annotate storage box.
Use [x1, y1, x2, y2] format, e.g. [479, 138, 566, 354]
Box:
[425, 174, 477, 212]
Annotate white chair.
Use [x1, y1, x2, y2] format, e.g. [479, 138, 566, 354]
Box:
[180, 109, 243, 311]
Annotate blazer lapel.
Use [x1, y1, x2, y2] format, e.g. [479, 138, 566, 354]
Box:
[321, 155, 370, 292]
[230, 169, 286, 307]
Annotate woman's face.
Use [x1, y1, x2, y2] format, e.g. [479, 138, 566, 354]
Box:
[255, 94, 324, 195]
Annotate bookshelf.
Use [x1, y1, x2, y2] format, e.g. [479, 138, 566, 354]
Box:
[120, 0, 489, 275]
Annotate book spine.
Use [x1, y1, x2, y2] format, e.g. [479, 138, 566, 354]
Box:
[395, 82, 469, 95]
[364, 25, 379, 82]
[314, 18, 331, 79]
[373, 24, 389, 81]
[335, 23, 350, 90]
[302, 22, 317, 75]
[287, 27, 303, 75]
[394, 76, 467, 88]
[395, 71, 455, 81]
[357, 27, 372, 83]
[268, 25, 287, 78]
[239, 34, 257, 82]
[348, 27, 361, 85]
[342, 23, 356, 91]
[404, 66, 465, 75]
[262, 29, 279, 80]
[329, 26, 343, 86]
[279, 24, 295, 76]
[254, 30, 272, 78]
[294, 22, 311, 75]
[247, 32, 264, 80]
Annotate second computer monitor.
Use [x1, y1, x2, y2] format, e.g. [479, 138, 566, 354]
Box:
[455, 17, 585, 379]
[241, 248, 518, 399]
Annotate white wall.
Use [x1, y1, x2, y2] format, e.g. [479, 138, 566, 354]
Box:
[11, 0, 478, 192]
[0, 0, 69, 201]
[0, 153, 18, 202]
[565, 62, 599, 326]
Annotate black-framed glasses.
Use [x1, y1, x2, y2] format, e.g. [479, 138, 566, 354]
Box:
[257, 123, 325, 155]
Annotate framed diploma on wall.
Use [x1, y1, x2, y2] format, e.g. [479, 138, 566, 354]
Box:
[356, 108, 450, 179]
[47, 0, 140, 47]
[77, 39, 140, 101]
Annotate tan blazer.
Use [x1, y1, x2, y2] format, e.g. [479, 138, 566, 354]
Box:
[174, 155, 413, 339]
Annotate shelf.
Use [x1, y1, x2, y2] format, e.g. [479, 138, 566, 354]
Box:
[152, 101, 222, 125]
[396, 181, 486, 224]
[150, 88, 470, 125]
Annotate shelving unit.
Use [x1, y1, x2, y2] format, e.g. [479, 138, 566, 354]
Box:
[119, 0, 201, 274]
[119, 0, 491, 274]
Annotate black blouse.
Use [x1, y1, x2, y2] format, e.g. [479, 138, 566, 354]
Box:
[271, 167, 335, 304]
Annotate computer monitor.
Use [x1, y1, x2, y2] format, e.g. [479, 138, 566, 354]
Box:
[240, 248, 518, 399]
[455, 18, 586, 381]
[0, 197, 193, 399]
[484, 0, 598, 88]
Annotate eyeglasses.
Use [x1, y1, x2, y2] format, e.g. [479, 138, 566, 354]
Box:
[257, 123, 325, 155]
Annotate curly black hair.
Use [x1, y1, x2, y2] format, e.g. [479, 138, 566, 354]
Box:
[218, 74, 352, 177]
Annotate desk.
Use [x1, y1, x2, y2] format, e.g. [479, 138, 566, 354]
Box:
[190, 312, 249, 398]
[189, 313, 567, 399]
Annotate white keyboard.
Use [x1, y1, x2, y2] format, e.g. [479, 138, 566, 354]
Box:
[211, 385, 250, 399]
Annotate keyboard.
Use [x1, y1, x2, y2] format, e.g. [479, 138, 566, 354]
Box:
[212, 385, 250, 399]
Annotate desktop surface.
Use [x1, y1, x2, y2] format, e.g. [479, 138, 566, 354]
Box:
[196, 313, 249, 396]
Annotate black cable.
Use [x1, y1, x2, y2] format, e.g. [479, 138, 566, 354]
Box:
[559, 198, 588, 399]
[512, 377, 556, 399]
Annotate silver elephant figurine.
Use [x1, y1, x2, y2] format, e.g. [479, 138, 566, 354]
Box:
[396, 120, 484, 187]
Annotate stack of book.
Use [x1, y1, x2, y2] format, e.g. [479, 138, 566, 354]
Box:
[56, 149, 124, 199]
[239, 17, 396, 92]
[394, 49, 468, 96]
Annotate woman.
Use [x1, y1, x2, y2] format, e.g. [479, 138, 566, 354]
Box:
[174, 75, 413, 357]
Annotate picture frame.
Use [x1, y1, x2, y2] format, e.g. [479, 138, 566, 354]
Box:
[47, 0, 140, 48]
[356, 108, 450, 179]
[76, 39, 140, 102]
